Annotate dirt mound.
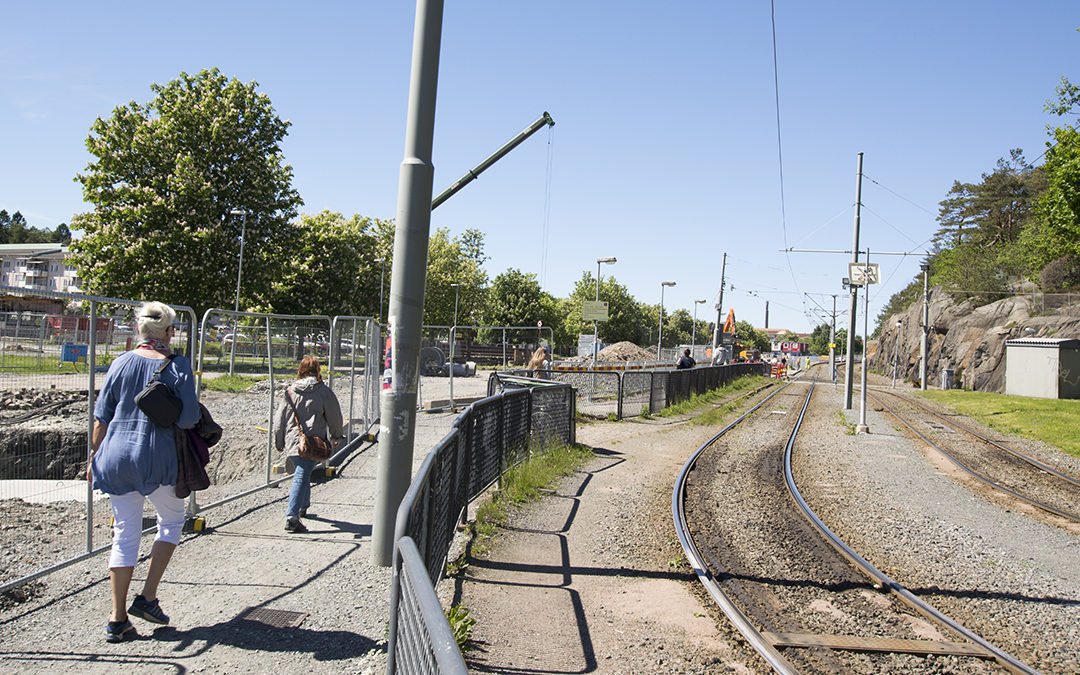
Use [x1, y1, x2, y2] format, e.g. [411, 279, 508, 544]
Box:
[562, 341, 655, 363]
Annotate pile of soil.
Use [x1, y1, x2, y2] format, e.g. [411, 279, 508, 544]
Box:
[561, 341, 656, 363]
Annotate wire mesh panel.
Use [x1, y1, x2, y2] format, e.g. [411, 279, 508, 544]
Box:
[541, 370, 620, 418]
[488, 374, 574, 446]
[393, 537, 469, 675]
[463, 396, 504, 497]
[501, 389, 532, 469]
[621, 371, 654, 418]
[0, 286, 197, 589]
[327, 316, 379, 443]
[191, 310, 331, 510]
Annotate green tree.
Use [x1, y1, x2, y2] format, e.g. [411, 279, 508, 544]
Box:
[734, 320, 770, 352]
[69, 68, 302, 314]
[422, 228, 488, 326]
[267, 211, 382, 316]
[479, 268, 561, 346]
[566, 273, 652, 347]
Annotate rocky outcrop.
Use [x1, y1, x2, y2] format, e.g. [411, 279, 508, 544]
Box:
[870, 290, 1080, 392]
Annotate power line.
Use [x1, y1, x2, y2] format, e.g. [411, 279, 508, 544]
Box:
[862, 173, 937, 216]
[770, 0, 801, 300]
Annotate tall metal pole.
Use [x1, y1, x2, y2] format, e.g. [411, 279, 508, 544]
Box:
[692, 299, 706, 356]
[830, 295, 837, 384]
[657, 281, 675, 359]
[229, 209, 246, 377]
[594, 261, 600, 366]
[373, 0, 443, 567]
[892, 319, 901, 388]
[857, 250, 871, 434]
[920, 263, 930, 390]
[844, 152, 864, 410]
[375, 258, 385, 324]
[712, 253, 727, 354]
[449, 283, 459, 409]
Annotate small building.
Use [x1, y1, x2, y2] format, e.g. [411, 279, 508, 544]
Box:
[1004, 338, 1080, 399]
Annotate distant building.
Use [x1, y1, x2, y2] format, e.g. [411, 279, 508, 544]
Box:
[0, 244, 81, 294]
[1004, 338, 1080, 399]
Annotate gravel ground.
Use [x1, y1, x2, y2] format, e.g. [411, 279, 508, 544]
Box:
[457, 374, 1080, 674]
[0, 374, 492, 674]
[2, 370, 1078, 673]
[793, 378, 1080, 673]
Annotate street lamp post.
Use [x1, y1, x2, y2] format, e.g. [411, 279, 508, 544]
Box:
[375, 258, 386, 325]
[449, 283, 460, 409]
[892, 318, 902, 388]
[228, 208, 247, 376]
[593, 257, 617, 367]
[657, 281, 676, 359]
[692, 299, 706, 358]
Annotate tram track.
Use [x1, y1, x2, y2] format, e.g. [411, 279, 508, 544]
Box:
[869, 388, 1080, 526]
[672, 373, 1039, 674]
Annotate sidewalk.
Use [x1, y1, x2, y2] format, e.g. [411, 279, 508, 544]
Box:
[0, 402, 469, 675]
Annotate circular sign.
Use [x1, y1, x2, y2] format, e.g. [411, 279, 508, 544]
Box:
[537, 320, 543, 328]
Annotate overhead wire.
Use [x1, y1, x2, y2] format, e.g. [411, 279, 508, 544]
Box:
[538, 124, 555, 288]
[770, 0, 802, 300]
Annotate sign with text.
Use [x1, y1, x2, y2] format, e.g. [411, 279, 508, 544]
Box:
[582, 300, 609, 322]
[847, 262, 880, 286]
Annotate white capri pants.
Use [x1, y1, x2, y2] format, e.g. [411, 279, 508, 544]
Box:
[108, 485, 185, 568]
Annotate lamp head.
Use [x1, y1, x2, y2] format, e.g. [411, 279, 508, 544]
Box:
[695, 299, 707, 304]
[661, 281, 676, 287]
[229, 209, 246, 217]
[597, 256, 617, 265]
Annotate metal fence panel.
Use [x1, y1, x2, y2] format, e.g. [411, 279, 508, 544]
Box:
[394, 537, 469, 675]
[0, 285, 196, 590]
[328, 316, 380, 443]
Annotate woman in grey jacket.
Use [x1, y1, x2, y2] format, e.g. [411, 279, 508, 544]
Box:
[274, 356, 344, 533]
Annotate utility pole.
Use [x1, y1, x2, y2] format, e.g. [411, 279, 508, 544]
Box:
[711, 253, 727, 354]
[373, 0, 443, 568]
[920, 262, 930, 390]
[844, 152, 864, 410]
[830, 295, 837, 383]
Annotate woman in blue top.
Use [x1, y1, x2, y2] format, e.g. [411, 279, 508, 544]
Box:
[89, 302, 200, 642]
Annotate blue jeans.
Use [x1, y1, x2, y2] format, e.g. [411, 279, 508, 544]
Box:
[286, 455, 316, 520]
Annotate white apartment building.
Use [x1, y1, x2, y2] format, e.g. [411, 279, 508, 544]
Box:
[0, 244, 81, 293]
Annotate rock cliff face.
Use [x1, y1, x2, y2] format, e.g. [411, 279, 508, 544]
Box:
[869, 290, 1080, 392]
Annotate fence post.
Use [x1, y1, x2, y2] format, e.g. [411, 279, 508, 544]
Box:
[616, 372, 624, 419]
[85, 299, 99, 553]
[265, 316, 275, 484]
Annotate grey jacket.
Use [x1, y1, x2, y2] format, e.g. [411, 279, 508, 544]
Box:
[273, 377, 345, 457]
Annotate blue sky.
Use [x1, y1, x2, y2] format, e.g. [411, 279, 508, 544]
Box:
[2, 2, 1077, 334]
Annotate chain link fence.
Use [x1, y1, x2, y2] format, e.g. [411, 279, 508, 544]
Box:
[0, 289, 379, 594]
[387, 382, 576, 674]
[0, 285, 197, 591]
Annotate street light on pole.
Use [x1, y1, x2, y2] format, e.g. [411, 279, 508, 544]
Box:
[375, 258, 385, 324]
[657, 281, 676, 359]
[692, 299, 706, 357]
[892, 318, 902, 388]
[593, 257, 617, 367]
[228, 208, 247, 376]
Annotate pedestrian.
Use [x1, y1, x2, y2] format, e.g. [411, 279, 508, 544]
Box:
[274, 355, 344, 533]
[527, 346, 550, 377]
[676, 348, 696, 369]
[89, 301, 200, 643]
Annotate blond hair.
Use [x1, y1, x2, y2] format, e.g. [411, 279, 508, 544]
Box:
[135, 302, 176, 341]
[527, 347, 547, 371]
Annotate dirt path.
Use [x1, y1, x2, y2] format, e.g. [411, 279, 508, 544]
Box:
[456, 412, 768, 673]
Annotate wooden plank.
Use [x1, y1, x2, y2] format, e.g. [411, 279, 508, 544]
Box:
[762, 632, 992, 657]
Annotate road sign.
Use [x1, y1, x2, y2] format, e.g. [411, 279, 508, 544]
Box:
[582, 300, 609, 321]
[847, 262, 880, 286]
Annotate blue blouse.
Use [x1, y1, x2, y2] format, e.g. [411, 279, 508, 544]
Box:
[91, 350, 200, 496]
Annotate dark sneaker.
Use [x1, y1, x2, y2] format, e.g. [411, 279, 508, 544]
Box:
[128, 595, 169, 625]
[284, 518, 308, 533]
[105, 619, 137, 643]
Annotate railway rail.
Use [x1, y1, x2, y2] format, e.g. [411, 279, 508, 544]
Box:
[869, 388, 1080, 524]
[672, 374, 1039, 674]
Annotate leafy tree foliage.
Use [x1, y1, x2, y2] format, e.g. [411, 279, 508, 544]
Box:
[566, 273, 652, 346]
[419, 228, 488, 326]
[478, 269, 561, 345]
[69, 68, 302, 314]
[0, 210, 68, 244]
[734, 320, 770, 352]
[267, 211, 383, 316]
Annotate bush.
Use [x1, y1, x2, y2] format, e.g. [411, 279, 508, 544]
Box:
[1040, 254, 1080, 291]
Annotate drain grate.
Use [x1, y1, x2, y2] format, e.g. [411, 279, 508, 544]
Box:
[235, 606, 308, 629]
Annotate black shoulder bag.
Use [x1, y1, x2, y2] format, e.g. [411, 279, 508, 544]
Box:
[135, 355, 182, 427]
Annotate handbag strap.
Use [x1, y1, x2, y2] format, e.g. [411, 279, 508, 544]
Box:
[147, 354, 177, 383]
[284, 388, 313, 436]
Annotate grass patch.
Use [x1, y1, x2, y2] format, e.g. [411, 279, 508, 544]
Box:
[836, 410, 856, 435]
[446, 604, 477, 651]
[470, 442, 594, 557]
[201, 373, 267, 393]
[919, 390, 1080, 459]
